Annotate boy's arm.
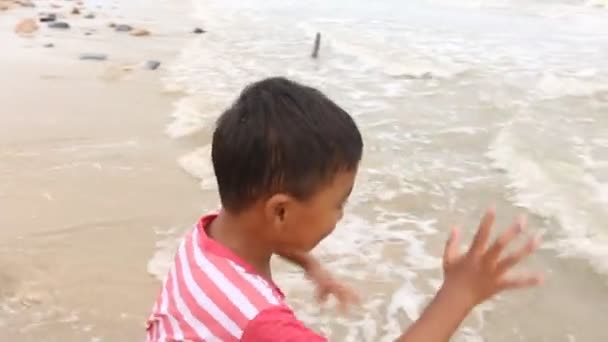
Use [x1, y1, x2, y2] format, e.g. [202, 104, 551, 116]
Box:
[278, 250, 318, 271]
[396, 209, 542, 342]
[395, 284, 473, 341]
[277, 250, 360, 310]
[251, 210, 540, 342]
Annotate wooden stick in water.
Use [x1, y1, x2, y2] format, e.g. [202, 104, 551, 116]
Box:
[311, 32, 321, 59]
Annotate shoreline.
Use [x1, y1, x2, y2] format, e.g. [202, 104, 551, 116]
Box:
[3, 0, 608, 341]
[0, 0, 203, 340]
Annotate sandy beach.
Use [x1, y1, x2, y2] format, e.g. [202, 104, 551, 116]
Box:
[0, 0, 202, 340]
[2, 0, 608, 341]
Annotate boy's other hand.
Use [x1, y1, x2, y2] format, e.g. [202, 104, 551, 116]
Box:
[441, 208, 543, 309]
[306, 264, 361, 313]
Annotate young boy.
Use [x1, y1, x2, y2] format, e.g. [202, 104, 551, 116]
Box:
[146, 77, 542, 341]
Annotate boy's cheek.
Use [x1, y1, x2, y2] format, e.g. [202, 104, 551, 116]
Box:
[290, 227, 326, 252]
[275, 223, 317, 252]
[308, 225, 335, 250]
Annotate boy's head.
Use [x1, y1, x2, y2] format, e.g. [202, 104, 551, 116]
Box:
[212, 77, 363, 252]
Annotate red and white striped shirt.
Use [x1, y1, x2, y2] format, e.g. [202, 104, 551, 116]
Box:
[146, 214, 327, 341]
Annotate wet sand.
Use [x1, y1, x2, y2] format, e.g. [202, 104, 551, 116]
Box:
[0, 1, 201, 340]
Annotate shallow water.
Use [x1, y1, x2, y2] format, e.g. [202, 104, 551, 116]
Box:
[152, 0, 608, 340]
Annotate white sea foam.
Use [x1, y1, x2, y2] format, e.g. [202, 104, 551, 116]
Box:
[147, 227, 181, 281]
[177, 146, 217, 191]
[487, 121, 608, 275]
[165, 97, 208, 139]
[535, 71, 608, 99]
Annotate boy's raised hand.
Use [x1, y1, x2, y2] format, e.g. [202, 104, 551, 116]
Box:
[395, 209, 543, 342]
[442, 208, 543, 307]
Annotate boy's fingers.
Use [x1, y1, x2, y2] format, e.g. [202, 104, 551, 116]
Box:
[484, 217, 525, 268]
[336, 286, 359, 303]
[443, 226, 461, 266]
[495, 235, 541, 275]
[350, 290, 362, 304]
[316, 288, 330, 303]
[338, 298, 353, 314]
[338, 289, 361, 314]
[344, 288, 361, 305]
[499, 273, 544, 291]
[469, 208, 496, 257]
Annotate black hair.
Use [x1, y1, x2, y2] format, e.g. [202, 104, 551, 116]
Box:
[211, 77, 363, 213]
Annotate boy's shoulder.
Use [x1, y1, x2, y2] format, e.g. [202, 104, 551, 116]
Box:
[179, 214, 286, 314]
[147, 214, 330, 341]
[147, 215, 289, 340]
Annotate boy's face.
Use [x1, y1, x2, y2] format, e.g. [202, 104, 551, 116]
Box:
[267, 170, 357, 253]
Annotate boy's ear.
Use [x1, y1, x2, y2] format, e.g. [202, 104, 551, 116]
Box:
[264, 193, 292, 229]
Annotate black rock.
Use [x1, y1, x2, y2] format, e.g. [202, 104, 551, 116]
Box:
[48, 22, 70, 29]
[43, 43, 54, 48]
[79, 53, 108, 61]
[84, 13, 95, 19]
[39, 13, 57, 22]
[115, 24, 133, 32]
[193, 27, 205, 34]
[144, 60, 161, 70]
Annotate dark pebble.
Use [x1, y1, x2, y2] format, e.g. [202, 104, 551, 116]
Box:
[84, 13, 95, 19]
[39, 13, 57, 22]
[193, 27, 205, 34]
[79, 53, 108, 61]
[115, 24, 133, 32]
[43, 43, 54, 48]
[144, 60, 161, 70]
[48, 22, 70, 29]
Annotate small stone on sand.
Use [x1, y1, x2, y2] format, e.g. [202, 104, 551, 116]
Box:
[108, 22, 116, 28]
[84, 13, 95, 19]
[15, 18, 38, 35]
[39, 13, 57, 22]
[79, 53, 108, 61]
[193, 27, 205, 34]
[144, 60, 161, 70]
[43, 43, 54, 48]
[130, 28, 150, 37]
[48, 21, 70, 29]
[115, 24, 133, 32]
[71, 7, 80, 15]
